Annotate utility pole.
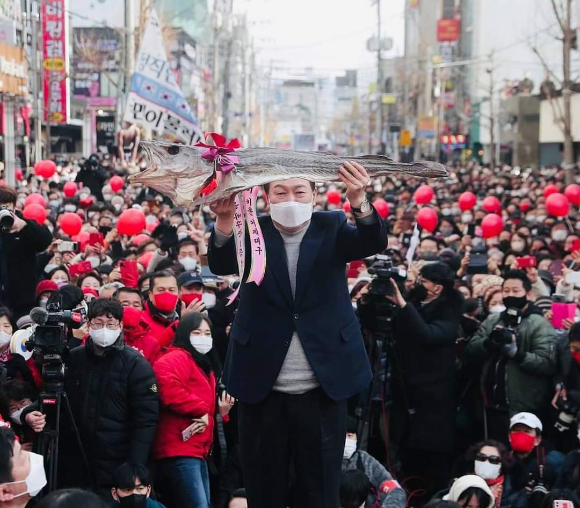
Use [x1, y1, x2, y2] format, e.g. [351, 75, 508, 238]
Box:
[4, 100, 15, 186]
[562, 0, 574, 184]
[30, 0, 42, 162]
[125, 0, 135, 92]
[487, 53, 496, 169]
[376, 0, 384, 154]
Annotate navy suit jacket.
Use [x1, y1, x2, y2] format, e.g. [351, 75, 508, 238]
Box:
[208, 208, 388, 404]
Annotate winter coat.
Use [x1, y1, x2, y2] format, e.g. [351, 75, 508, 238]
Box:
[153, 347, 217, 460]
[141, 301, 179, 349]
[64, 337, 159, 489]
[75, 165, 108, 201]
[342, 450, 406, 508]
[390, 292, 462, 453]
[0, 215, 52, 316]
[463, 307, 556, 415]
[123, 317, 163, 365]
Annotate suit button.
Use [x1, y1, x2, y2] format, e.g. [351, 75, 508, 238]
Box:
[284, 341, 290, 346]
[294, 314, 299, 320]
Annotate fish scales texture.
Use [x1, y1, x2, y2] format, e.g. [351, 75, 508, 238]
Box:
[130, 141, 448, 207]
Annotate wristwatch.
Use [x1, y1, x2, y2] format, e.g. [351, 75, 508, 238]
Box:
[351, 200, 371, 215]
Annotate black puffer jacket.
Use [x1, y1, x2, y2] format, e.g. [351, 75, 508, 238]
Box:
[64, 337, 159, 489]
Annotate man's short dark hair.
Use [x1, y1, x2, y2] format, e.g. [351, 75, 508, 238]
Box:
[0, 428, 15, 483]
[112, 463, 151, 490]
[150, 269, 178, 290]
[263, 181, 316, 194]
[178, 239, 198, 254]
[0, 186, 17, 206]
[138, 273, 151, 291]
[231, 488, 247, 500]
[88, 298, 123, 322]
[420, 236, 444, 249]
[503, 270, 532, 292]
[114, 287, 143, 302]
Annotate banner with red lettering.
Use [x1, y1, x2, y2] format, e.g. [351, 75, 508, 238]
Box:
[42, 0, 69, 124]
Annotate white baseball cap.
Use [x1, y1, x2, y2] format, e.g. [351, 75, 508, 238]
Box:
[510, 412, 543, 432]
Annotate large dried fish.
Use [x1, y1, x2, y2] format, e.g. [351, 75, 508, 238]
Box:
[129, 141, 448, 207]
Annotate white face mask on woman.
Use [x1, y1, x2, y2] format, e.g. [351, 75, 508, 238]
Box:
[0, 331, 11, 348]
[474, 458, 501, 480]
[270, 201, 313, 228]
[190, 334, 213, 355]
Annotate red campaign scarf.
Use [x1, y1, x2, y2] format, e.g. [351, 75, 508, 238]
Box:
[486, 475, 504, 507]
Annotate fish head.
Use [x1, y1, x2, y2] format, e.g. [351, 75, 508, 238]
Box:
[129, 141, 216, 206]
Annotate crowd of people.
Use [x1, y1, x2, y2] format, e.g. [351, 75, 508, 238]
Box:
[0, 154, 579, 508]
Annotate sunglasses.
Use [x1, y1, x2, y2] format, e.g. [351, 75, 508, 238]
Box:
[475, 452, 501, 465]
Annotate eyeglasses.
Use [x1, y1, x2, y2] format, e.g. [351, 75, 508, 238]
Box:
[475, 452, 501, 465]
[90, 321, 120, 330]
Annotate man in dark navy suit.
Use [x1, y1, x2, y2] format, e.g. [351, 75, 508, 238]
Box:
[208, 162, 388, 508]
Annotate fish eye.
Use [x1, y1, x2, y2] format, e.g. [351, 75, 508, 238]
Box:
[167, 145, 180, 155]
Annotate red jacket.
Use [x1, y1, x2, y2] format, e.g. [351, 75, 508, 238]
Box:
[152, 347, 216, 460]
[124, 319, 163, 365]
[142, 302, 179, 349]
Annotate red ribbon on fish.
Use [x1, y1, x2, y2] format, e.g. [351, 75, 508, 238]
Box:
[226, 187, 267, 306]
[195, 132, 241, 174]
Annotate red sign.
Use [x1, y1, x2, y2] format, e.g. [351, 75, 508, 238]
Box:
[42, 0, 69, 124]
[437, 18, 460, 42]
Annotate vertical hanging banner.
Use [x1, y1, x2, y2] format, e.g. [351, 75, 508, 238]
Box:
[42, 0, 69, 124]
[123, 8, 202, 144]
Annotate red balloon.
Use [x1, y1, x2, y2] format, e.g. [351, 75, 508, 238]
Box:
[565, 184, 580, 206]
[417, 207, 438, 232]
[34, 160, 56, 179]
[544, 184, 559, 198]
[546, 192, 570, 217]
[24, 193, 46, 208]
[482, 196, 501, 214]
[138, 251, 154, 269]
[414, 185, 434, 205]
[23, 204, 46, 225]
[117, 209, 146, 236]
[59, 212, 83, 236]
[326, 190, 341, 206]
[63, 181, 78, 198]
[131, 233, 151, 246]
[110, 175, 124, 193]
[481, 214, 504, 238]
[15, 169, 22, 181]
[520, 202, 531, 213]
[458, 191, 477, 211]
[373, 198, 390, 219]
[342, 201, 351, 213]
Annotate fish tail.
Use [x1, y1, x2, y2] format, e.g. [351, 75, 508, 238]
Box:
[353, 155, 448, 178]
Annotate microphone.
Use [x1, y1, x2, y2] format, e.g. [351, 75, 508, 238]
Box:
[29, 307, 49, 326]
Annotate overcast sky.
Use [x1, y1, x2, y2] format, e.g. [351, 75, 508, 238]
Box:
[233, 0, 406, 81]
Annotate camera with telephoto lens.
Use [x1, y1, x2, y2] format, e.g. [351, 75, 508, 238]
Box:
[490, 308, 522, 346]
[27, 302, 86, 388]
[0, 206, 14, 232]
[554, 392, 580, 432]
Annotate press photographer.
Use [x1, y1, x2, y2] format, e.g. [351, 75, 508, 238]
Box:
[0, 185, 52, 318]
[463, 270, 557, 442]
[385, 262, 463, 503]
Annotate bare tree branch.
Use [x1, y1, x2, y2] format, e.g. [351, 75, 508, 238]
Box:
[550, 0, 566, 31]
[531, 45, 563, 85]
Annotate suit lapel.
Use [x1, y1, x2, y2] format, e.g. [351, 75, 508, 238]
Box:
[295, 217, 326, 305]
[263, 220, 294, 306]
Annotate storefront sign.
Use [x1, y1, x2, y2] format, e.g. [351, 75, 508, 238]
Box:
[0, 42, 27, 95]
[42, 0, 69, 124]
[437, 18, 460, 42]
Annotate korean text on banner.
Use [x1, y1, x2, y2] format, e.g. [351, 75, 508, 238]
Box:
[42, 0, 69, 125]
[123, 9, 202, 145]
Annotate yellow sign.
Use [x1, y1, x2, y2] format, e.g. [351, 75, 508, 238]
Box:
[399, 129, 412, 147]
[43, 58, 65, 71]
[381, 95, 397, 104]
[409, 0, 419, 7]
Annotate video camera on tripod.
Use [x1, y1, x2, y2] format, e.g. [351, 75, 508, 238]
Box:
[367, 254, 407, 298]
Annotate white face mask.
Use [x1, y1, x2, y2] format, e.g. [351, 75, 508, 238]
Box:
[54, 279, 68, 288]
[270, 201, 313, 228]
[103, 194, 113, 202]
[202, 292, 217, 309]
[89, 327, 121, 348]
[10, 406, 25, 425]
[0, 331, 11, 349]
[343, 437, 357, 460]
[113, 203, 122, 212]
[63, 204, 76, 212]
[536, 215, 547, 223]
[511, 242, 525, 252]
[489, 305, 506, 314]
[474, 459, 502, 480]
[39, 299, 48, 309]
[552, 230, 568, 242]
[3, 451, 47, 498]
[86, 256, 100, 269]
[177, 232, 189, 241]
[179, 256, 198, 271]
[461, 214, 473, 224]
[44, 263, 58, 274]
[190, 334, 212, 355]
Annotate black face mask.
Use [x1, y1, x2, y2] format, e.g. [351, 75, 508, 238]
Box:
[117, 493, 147, 508]
[408, 284, 429, 302]
[503, 295, 528, 310]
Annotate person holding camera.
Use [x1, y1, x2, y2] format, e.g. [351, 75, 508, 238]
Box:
[0, 185, 52, 318]
[463, 271, 557, 442]
[385, 261, 464, 503]
[75, 154, 108, 202]
[63, 298, 159, 497]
